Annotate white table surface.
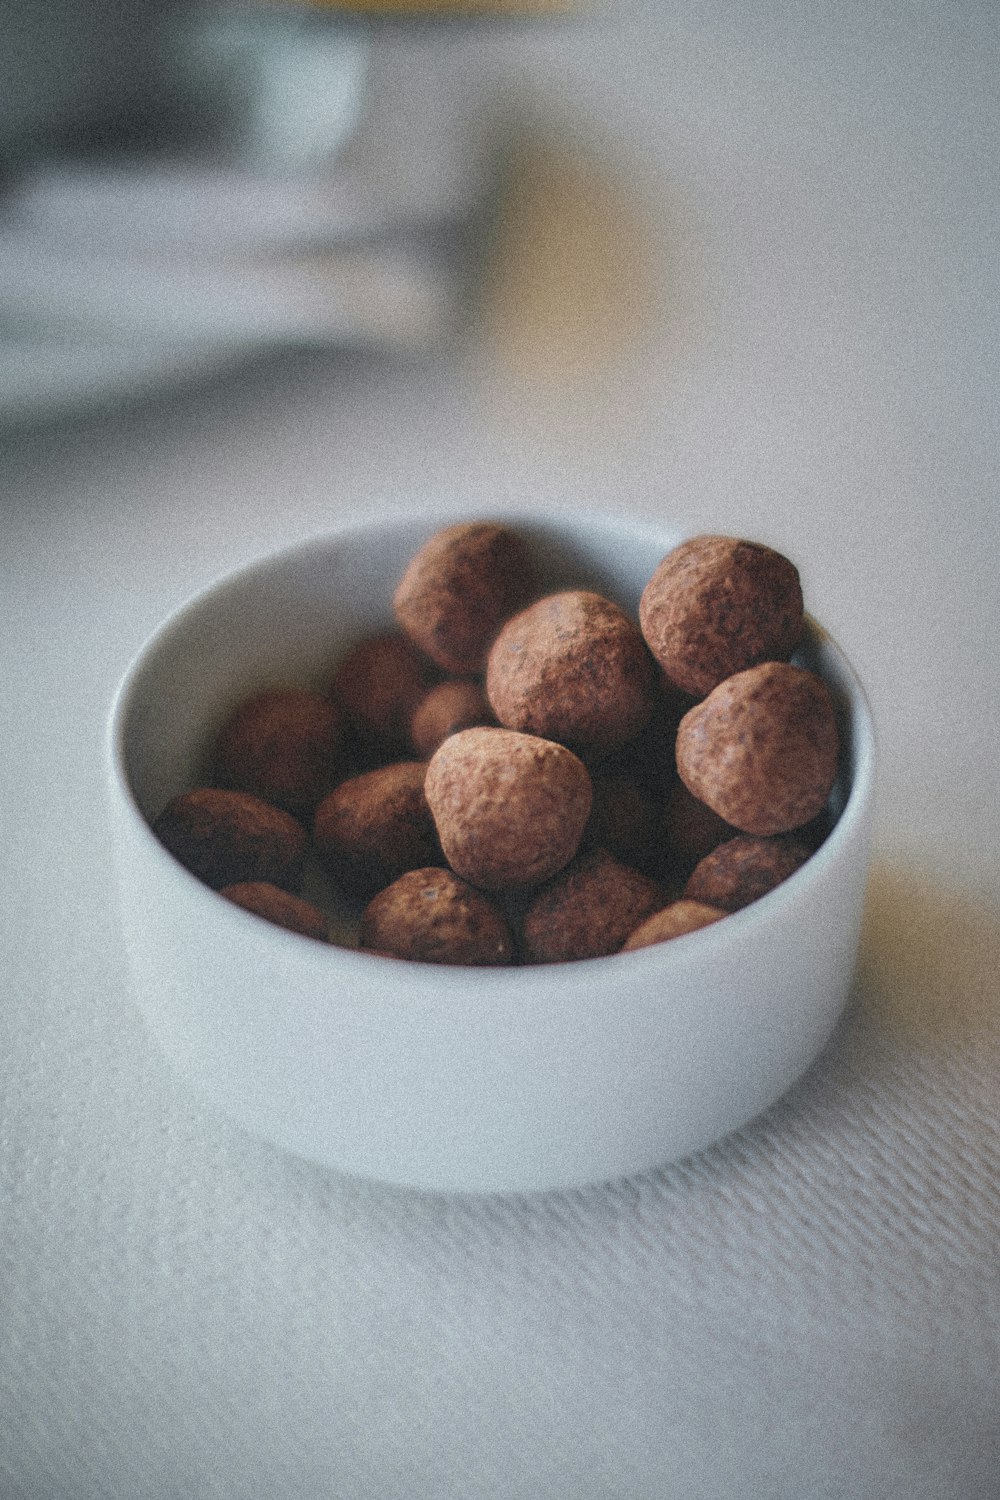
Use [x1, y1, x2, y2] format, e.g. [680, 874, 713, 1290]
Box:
[3, 4, 1000, 1497]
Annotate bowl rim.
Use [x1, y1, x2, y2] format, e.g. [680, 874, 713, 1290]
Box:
[107, 504, 876, 987]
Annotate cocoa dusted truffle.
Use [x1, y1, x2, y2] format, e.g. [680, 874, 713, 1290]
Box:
[410, 679, 492, 759]
[521, 848, 665, 963]
[393, 521, 536, 675]
[330, 632, 433, 760]
[684, 834, 813, 912]
[153, 787, 308, 891]
[424, 726, 592, 891]
[360, 867, 514, 965]
[486, 589, 655, 757]
[621, 900, 727, 951]
[313, 761, 440, 895]
[220, 881, 329, 940]
[213, 687, 343, 817]
[675, 661, 840, 836]
[639, 535, 803, 698]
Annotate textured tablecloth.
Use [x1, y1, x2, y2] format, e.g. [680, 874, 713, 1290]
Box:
[3, 4, 999, 1496]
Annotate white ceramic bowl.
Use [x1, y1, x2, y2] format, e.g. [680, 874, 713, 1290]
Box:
[107, 509, 875, 1195]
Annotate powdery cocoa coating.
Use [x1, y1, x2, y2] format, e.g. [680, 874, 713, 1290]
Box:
[213, 687, 343, 816]
[684, 834, 813, 912]
[486, 590, 655, 757]
[620, 899, 727, 952]
[676, 662, 840, 836]
[410, 679, 492, 759]
[360, 867, 514, 966]
[424, 727, 592, 892]
[521, 848, 665, 964]
[639, 535, 804, 698]
[330, 632, 433, 759]
[392, 522, 536, 675]
[219, 881, 329, 940]
[152, 787, 307, 891]
[313, 761, 440, 895]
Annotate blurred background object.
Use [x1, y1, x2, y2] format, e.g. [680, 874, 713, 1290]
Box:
[0, 0, 555, 422]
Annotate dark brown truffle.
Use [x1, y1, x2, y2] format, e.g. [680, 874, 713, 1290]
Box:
[621, 899, 727, 951]
[213, 687, 343, 816]
[313, 761, 440, 895]
[330, 632, 433, 760]
[410, 679, 492, 759]
[639, 535, 803, 698]
[424, 726, 592, 891]
[152, 788, 307, 891]
[683, 834, 812, 911]
[662, 781, 740, 875]
[219, 881, 329, 940]
[392, 521, 536, 675]
[486, 589, 655, 757]
[360, 867, 514, 965]
[675, 662, 840, 835]
[521, 848, 665, 963]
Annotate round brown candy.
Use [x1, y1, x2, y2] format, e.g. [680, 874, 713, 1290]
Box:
[684, 834, 813, 912]
[676, 661, 839, 836]
[639, 535, 804, 698]
[486, 590, 655, 757]
[313, 761, 440, 895]
[621, 899, 727, 951]
[584, 773, 663, 875]
[152, 788, 307, 891]
[521, 848, 665, 964]
[213, 687, 342, 817]
[360, 867, 514, 966]
[219, 881, 329, 940]
[424, 726, 592, 892]
[410, 679, 492, 759]
[392, 521, 536, 675]
[330, 632, 432, 759]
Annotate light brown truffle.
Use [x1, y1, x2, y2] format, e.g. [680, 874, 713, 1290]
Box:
[410, 679, 492, 759]
[330, 632, 433, 760]
[213, 687, 343, 816]
[313, 761, 440, 895]
[152, 788, 307, 891]
[676, 662, 840, 836]
[522, 848, 665, 963]
[360, 867, 514, 965]
[486, 590, 655, 757]
[393, 521, 536, 675]
[220, 881, 329, 940]
[639, 535, 803, 698]
[424, 727, 592, 891]
[621, 899, 727, 951]
[684, 834, 813, 911]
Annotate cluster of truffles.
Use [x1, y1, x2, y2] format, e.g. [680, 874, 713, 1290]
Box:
[152, 522, 841, 965]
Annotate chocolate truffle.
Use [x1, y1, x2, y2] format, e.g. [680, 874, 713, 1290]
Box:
[486, 589, 655, 757]
[214, 687, 342, 817]
[393, 521, 536, 675]
[313, 761, 440, 895]
[621, 899, 727, 951]
[683, 834, 812, 911]
[360, 867, 514, 965]
[424, 726, 592, 891]
[153, 788, 307, 891]
[675, 661, 839, 836]
[639, 535, 803, 698]
[521, 847, 665, 963]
